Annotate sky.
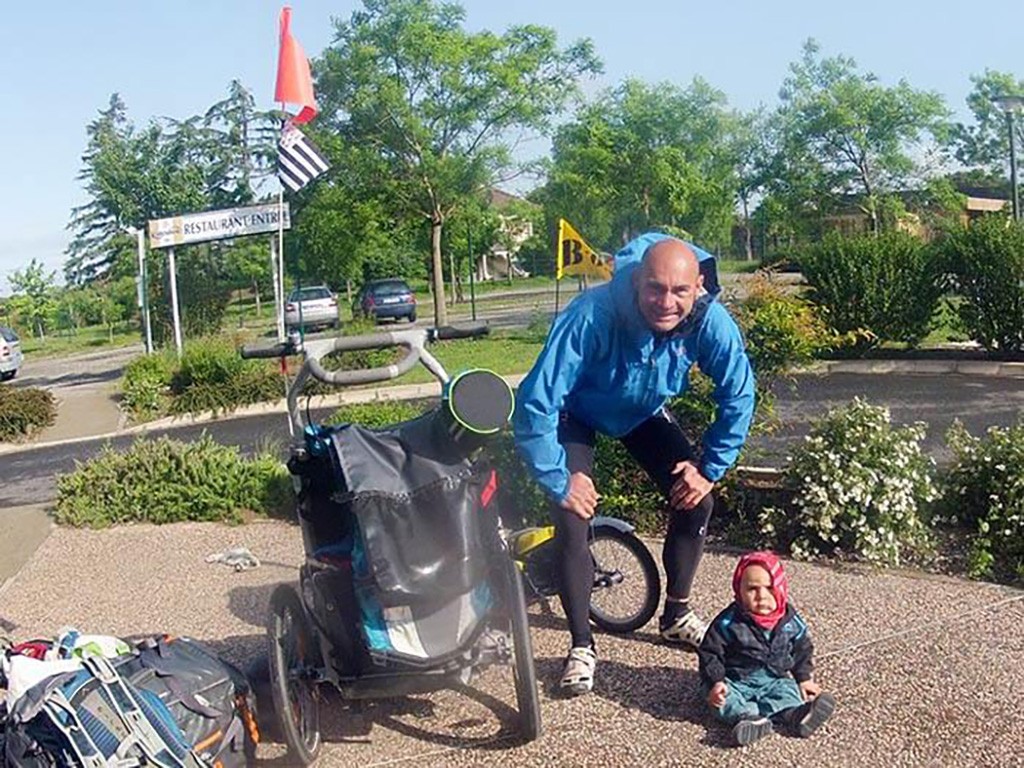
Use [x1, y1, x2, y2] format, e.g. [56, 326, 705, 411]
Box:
[1, 0, 1022, 294]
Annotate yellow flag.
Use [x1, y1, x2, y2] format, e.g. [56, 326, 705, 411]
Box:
[556, 219, 612, 280]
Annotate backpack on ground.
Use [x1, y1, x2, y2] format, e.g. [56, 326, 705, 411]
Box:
[122, 637, 258, 768]
[1, 634, 258, 768]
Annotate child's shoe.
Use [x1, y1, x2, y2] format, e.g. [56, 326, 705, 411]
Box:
[732, 716, 773, 746]
[789, 692, 836, 737]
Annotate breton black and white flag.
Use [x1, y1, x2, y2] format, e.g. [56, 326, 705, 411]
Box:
[278, 123, 330, 192]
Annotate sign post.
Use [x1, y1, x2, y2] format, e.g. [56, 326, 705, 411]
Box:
[166, 247, 183, 356]
[148, 203, 292, 354]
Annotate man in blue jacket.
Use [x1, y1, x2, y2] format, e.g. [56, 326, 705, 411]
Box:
[514, 232, 755, 695]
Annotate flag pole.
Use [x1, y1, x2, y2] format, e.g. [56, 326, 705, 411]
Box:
[554, 219, 562, 315]
[277, 114, 287, 344]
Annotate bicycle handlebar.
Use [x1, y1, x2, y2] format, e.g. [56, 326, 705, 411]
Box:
[239, 322, 492, 442]
[238, 322, 490, 385]
[239, 340, 297, 360]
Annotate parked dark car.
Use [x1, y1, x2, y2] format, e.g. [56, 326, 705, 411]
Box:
[353, 279, 417, 324]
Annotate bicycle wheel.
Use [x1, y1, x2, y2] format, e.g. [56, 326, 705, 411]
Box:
[502, 553, 542, 742]
[588, 525, 661, 634]
[267, 584, 322, 765]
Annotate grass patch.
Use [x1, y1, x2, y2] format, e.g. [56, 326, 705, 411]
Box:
[18, 326, 140, 359]
[717, 259, 763, 274]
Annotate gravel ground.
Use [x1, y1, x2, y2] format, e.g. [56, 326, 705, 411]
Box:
[2, 521, 1022, 767]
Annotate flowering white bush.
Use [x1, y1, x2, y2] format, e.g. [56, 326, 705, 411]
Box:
[942, 420, 1024, 583]
[761, 398, 937, 565]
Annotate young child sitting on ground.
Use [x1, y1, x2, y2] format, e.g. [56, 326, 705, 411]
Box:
[697, 551, 836, 746]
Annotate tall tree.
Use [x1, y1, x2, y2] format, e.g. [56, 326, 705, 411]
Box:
[316, 0, 600, 325]
[66, 83, 274, 287]
[543, 78, 737, 251]
[66, 95, 208, 284]
[772, 39, 950, 234]
[203, 80, 278, 206]
[728, 107, 773, 260]
[951, 70, 1024, 174]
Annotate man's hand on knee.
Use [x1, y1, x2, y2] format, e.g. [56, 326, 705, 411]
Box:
[670, 460, 714, 511]
[560, 472, 599, 520]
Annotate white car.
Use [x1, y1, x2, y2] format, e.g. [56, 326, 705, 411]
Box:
[0, 326, 23, 381]
[284, 286, 340, 331]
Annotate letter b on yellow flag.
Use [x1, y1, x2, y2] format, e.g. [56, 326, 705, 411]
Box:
[557, 219, 612, 280]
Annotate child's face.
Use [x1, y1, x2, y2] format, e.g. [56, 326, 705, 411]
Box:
[739, 565, 777, 616]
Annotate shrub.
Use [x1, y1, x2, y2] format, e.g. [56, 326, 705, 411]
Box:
[168, 337, 283, 416]
[0, 385, 57, 440]
[940, 420, 1024, 583]
[55, 434, 291, 527]
[798, 231, 944, 349]
[121, 353, 175, 421]
[942, 216, 1024, 353]
[735, 273, 834, 379]
[760, 398, 938, 565]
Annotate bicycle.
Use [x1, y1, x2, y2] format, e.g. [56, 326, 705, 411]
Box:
[241, 324, 540, 765]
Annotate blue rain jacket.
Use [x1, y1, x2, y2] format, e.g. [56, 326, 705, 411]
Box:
[513, 232, 755, 502]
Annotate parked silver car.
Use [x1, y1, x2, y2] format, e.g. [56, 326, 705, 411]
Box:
[284, 285, 340, 331]
[0, 326, 23, 381]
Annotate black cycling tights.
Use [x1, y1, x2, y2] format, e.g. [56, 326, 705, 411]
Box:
[554, 411, 715, 649]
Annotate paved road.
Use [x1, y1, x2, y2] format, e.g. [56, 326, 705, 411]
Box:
[11, 344, 143, 389]
[745, 371, 1024, 466]
[4, 371, 1022, 508]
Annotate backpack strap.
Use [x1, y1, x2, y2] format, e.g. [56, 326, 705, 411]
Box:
[39, 690, 109, 768]
[79, 655, 205, 768]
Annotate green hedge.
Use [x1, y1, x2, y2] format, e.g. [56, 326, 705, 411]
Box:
[121, 339, 285, 422]
[169, 337, 284, 416]
[942, 217, 1024, 354]
[55, 435, 291, 527]
[798, 231, 944, 349]
[0, 385, 57, 441]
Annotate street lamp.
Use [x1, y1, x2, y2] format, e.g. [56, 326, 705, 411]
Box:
[122, 225, 153, 354]
[993, 94, 1024, 222]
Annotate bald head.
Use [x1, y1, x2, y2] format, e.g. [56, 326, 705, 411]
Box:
[642, 239, 701, 279]
[633, 238, 704, 333]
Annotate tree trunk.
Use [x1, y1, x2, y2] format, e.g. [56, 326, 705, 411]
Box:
[252, 280, 261, 317]
[448, 249, 457, 306]
[506, 253, 513, 286]
[741, 197, 754, 261]
[430, 215, 448, 326]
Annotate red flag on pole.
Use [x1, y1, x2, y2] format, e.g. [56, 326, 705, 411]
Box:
[275, 6, 317, 124]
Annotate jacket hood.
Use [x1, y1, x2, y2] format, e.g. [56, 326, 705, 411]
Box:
[609, 232, 721, 339]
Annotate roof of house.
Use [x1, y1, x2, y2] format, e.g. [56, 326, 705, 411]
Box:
[486, 188, 539, 210]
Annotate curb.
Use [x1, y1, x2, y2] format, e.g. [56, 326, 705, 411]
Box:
[800, 359, 1024, 377]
